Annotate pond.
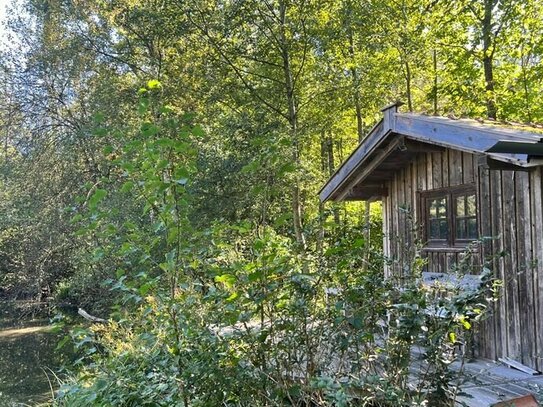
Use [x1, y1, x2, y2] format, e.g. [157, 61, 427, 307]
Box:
[0, 302, 70, 406]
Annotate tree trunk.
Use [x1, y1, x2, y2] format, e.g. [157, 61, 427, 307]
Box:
[404, 59, 413, 112]
[433, 49, 438, 115]
[346, 7, 364, 142]
[482, 0, 497, 119]
[348, 25, 371, 248]
[326, 132, 340, 224]
[521, 53, 532, 123]
[279, 1, 306, 249]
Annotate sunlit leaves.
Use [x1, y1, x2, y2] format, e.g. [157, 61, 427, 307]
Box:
[147, 79, 162, 90]
[88, 189, 108, 210]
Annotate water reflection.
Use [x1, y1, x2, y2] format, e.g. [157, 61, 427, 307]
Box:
[0, 303, 69, 405]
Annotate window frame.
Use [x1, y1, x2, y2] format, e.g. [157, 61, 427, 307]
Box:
[420, 184, 478, 248]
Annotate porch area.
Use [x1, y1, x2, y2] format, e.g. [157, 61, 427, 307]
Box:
[411, 345, 543, 406]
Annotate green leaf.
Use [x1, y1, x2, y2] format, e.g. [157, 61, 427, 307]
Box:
[173, 140, 189, 152]
[353, 238, 364, 248]
[248, 271, 263, 282]
[160, 105, 174, 114]
[147, 79, 162, 89]
[278, 162, 296, 175]
[139, 282, 152, 296]
[173, 167, 189, 185]
[56, 335, 71, 351]
[155, 138, 174, 148]
[70, 214, 83, 223]
[121, 162, 135, 173]
[253, 239, 265, 251]
[120, 181, 134, 193]
[192, 124, 205, 137]
[273, 212, 291, 227]
[92, 127, 107, 137]
[241, 160, 259, 174]
[89, 189, 107, 209]
[102, 145, 114, 155]
[156, 159, 169, 170]
[141, 122, 160, 137]
[138, 97, 149, 115]
[92, 112, 105, 124]
[215, 274, 236, 288]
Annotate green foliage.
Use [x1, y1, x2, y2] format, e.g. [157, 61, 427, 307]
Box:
[0, 0, 535, 404]
[49, 92, 497, 406]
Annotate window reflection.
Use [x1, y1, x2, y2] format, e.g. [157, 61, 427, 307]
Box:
[425, 189, 477, 245]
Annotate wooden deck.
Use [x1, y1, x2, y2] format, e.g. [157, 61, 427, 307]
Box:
[454, 358, 543, 406]
[409, 345, 543, 406]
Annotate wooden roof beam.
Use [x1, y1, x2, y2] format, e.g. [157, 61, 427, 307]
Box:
[335, 137, 404, 201]
[477, 155, 532, 172]
[403, 139, 445, 153]
[346, 186, 389, 200]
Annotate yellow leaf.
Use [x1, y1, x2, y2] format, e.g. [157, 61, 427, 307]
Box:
[147, 79, 162, 89]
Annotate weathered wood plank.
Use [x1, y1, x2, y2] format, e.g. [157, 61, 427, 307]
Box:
[432, 152, 442, 189]
[449, 149, 463, 186]
[478, 165, 497, 360]
[418, 152, 427, 191]
[515, 171, 537, 369]
[406, 164, 414, 250]
[502, 170, 522, 361]
[478, 156, 532, 171]
[490, 169, 507, 360]
[530, 168, 543, 371]
[426, 152, 433, 192]
[463, 152, 475, 184]
[498, 357, 540, 375]
[410, 161, 417, 223]
[392, 173, 400, 276]
[442, 149, 450, 187]
[398, 167, 407, 274]
[416, 154, 426, 241]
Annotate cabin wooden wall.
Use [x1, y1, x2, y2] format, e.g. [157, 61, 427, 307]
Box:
[382, 149, 479, 278]
[381, 148, 543, 371]
[477, 166, 543, 370]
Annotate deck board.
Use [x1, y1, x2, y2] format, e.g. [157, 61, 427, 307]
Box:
[454, 359, 543, 406]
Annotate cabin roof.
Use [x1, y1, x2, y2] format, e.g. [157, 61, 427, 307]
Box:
[320, 103, 543, 202]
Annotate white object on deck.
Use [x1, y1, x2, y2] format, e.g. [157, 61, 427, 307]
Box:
[498, 357, 541, 376]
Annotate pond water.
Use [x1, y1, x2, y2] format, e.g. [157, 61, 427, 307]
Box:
[0, 302, 69, 406]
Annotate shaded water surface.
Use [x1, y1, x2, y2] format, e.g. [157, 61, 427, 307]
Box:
[0, 302, 67, 406]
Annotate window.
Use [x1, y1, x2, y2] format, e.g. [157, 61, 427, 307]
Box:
[421, 186, 477, 247]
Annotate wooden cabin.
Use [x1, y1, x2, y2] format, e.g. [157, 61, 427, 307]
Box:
[320, 102, 543, 372]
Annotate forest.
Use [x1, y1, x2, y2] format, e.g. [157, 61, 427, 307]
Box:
[0, 0, 542, 405]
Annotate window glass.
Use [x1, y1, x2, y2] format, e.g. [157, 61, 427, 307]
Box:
[429, 198, 447, 219]
[456, 219, 466, 239]
[467, 218, 477, 238]
[428, 197, 448, 240]
[456, 196, 465, 216]
[424, 187, 477, 246]
[466, 195, 476, 216]
[454, 193, 477, 241]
